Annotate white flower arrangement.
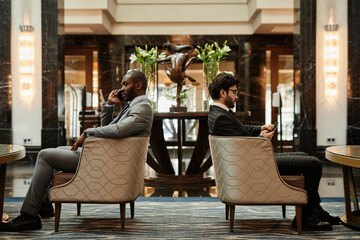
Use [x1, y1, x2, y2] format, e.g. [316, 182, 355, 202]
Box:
[129, 46, 166, 110]
[195, 41, 231, 85]
[195, 41, 231, 66]
[129, 45, 166, 65]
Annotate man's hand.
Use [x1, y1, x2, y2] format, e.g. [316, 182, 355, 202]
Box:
[260, 130, 275, 140]
[107, 89, 122, 105]
[71, 133, 86, 151]
[261, 124, 273, 132]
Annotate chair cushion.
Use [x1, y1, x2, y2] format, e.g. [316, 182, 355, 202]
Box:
[53, 172, 75, 186]
[281, 175, 305, 189]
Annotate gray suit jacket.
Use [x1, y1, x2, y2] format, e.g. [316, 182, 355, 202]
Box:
[85, 96, 154, 139]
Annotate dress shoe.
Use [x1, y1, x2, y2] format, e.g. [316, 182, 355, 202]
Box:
[292, 214, 333, 231]
[39, 203, 54, 218]
[0, 213, 42, 232]
[314, 204, 341, 225]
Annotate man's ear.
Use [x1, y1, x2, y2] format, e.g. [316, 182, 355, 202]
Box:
[219, 89, 226, 98]
[135, 81, 142, 90]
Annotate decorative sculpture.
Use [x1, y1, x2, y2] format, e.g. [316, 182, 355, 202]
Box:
[159, 42, 198, 112]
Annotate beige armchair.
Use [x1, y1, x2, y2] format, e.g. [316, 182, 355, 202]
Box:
[49, 136, 150, 232]
[209, 136, 308, 234]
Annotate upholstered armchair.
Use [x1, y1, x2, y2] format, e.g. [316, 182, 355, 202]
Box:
[49, 136, 150, 232]
[209, 136, 308, 234]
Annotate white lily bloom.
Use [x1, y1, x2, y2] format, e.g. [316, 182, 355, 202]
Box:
[140, 50, 150, 58]
[130, 53, 138, 63]
[223, 46, 231, 52]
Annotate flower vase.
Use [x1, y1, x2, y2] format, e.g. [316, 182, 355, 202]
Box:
[140, 62, 158, 111]
[202, 62, 219, 111]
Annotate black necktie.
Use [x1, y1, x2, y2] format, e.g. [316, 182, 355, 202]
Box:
[113, 104, 129, 123]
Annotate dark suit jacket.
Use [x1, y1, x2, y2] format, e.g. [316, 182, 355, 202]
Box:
[208, 105, 261, 137]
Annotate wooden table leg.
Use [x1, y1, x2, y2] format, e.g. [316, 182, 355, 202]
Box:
[343, 166, 352, 220]
[0, 163, 8, 222]
[342, 165, 360, 230]
[177, 118, 182, 175]
[348, 167, 359, 211]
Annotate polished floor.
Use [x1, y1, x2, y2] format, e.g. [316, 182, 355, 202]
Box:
[5, 156, 360, 198]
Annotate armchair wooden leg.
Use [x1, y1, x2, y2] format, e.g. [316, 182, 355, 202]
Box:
[120, 203, 126, 231]
[130, 202, 134, 219]
[77, 203, 81, 216]
[295, 205, 302, 235]
[54, 203, 61, 232]
[225, 204, 229, 220]
[229, 205, 235, 232]
[282, 205, 286, 218]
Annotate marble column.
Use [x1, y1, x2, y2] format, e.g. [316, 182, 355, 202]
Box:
[0, 0, 12, 144]
[293, 0, 317, 155]
[41, 0, 65, 148]
[348, 0, 360, 145]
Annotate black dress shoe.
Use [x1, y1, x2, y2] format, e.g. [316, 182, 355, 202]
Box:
[314, 204, 341, 225]
[39, 204, 54, 218]
[0, 213, 42, 232]
[292, 214, 333, 231]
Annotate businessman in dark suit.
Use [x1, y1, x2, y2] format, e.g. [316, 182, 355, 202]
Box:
[1, 70, 154, 231]
[208, 72, 340, 231]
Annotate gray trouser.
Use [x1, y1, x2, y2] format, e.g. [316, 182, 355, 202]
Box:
[21, 147, 81, 216]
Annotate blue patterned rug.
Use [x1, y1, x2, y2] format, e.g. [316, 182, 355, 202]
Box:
[0, 197, 358, 239]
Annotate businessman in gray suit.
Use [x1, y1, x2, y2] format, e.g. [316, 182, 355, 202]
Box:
[208, 73, 340, 231]
[1, 70, 154, 231]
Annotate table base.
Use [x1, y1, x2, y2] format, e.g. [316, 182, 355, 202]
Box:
[341, 210, 360, 231]
[145, 174, 215, 190]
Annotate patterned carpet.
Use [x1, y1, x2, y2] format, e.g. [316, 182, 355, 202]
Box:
[1, 197, 358, 239]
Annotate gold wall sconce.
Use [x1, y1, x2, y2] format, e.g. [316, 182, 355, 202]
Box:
[19, 24, 34, 100]
[324, 23, 339, 99]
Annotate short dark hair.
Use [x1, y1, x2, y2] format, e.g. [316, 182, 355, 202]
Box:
[208, 72, 239, 100]
[127, 69, 148, 90]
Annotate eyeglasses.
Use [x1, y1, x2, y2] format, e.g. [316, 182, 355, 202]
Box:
[228, 88, 238, 95]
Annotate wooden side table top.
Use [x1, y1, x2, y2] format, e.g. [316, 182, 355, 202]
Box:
[0, 144, 26, 164]
[325, 145, 360, 168]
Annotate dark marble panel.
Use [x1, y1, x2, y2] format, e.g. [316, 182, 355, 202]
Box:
[65, 35, 293, 125]
[41, 128, 63, 149]
[293, 0, 317, 154]
[41, 0, 65, 147]
[348, 0, 360, 145]
[0, 129, 12, 144]
[0, 0, 12, 143]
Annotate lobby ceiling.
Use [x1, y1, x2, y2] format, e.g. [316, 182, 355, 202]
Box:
[62, 0, 297, 35]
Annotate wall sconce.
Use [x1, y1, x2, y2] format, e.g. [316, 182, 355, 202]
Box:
[19, 24, 34, 100]
[324, 24, 339, 99]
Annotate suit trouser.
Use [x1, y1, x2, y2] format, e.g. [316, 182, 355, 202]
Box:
[21, 147, 81, 216]
[275, 152, 322, 213]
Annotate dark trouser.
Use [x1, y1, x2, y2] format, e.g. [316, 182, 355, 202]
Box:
[21, 147, 80, 216]
[275, 152, 322, 215]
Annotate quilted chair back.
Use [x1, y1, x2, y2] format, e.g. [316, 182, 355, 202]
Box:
[50, 136, 149, 203]
[209, 136, 307, 205]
